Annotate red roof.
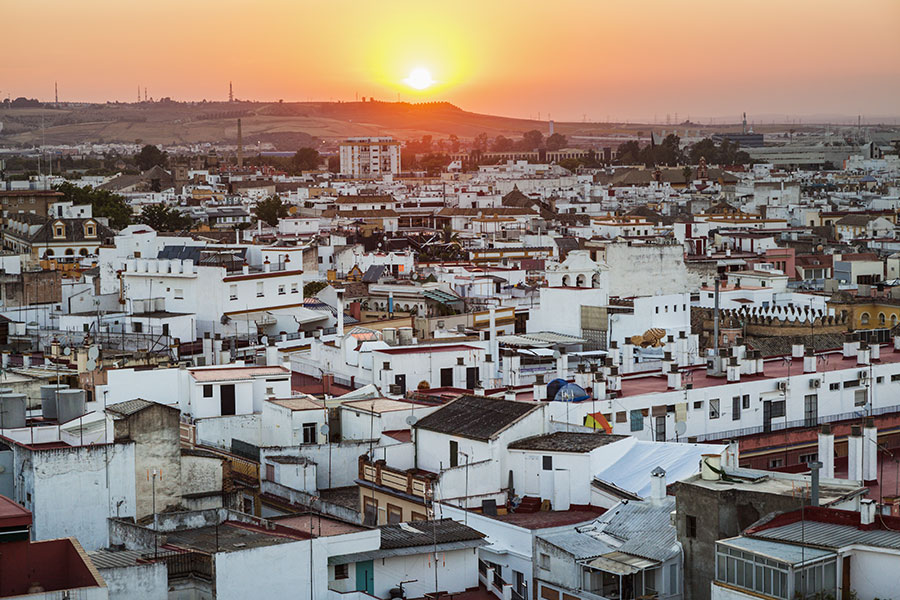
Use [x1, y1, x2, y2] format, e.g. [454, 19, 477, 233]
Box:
[0, 494, 31, 528]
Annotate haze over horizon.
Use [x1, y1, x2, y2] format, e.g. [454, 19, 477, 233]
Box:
[3, 0, 899, 123]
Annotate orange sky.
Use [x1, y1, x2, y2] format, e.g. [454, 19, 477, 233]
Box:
[3, 0, 899, 121]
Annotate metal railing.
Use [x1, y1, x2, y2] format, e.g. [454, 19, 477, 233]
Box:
[694, 403, 900, 442]
[145, 550, 213, 581]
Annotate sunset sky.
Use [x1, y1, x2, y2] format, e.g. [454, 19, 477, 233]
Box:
[3, 0, 899, 121]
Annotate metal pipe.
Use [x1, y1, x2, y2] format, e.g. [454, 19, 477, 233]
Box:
[809, 461, 822, 507]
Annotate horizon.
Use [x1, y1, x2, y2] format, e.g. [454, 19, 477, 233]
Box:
[2, 0, 899, 123]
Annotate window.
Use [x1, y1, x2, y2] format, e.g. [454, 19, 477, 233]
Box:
[829, 382, 840, 391]
[685, 515, 697, 538]
[861, 312, 870, 325]
[334, 564, 349, 580]
[799, 453, 818, 464]
[411, 512, 427, 521]
[449, 440, 458, 467]
[363, 496, 378, 526]
[302, 422, 316, 444]
[844, 379, 859, 388]
[540, 553, 551, 570]
[769, 458, 784, 468]
[804, 394, 818, 427]
[291, 283, 299, 294]
[770, 400, 786, 418]
[880, 313, 886, 326]
[229, 284, 238, 301]
[876, 376, 884, 384]
[174, 288, 183, 300]
[256, 282, 264, 297]
[693, 400, 704, 410]
[709, 398, 720, 419]
[278, 285, 286, 295]
[265, 463, 275, 481]
[732, 396, 741, 420]
[387, 504, 403, 524]
[742, 394, 750, 409]
[630, 409, 644, 431]
[203, 384, 213, 398]
[542, 456, 553, 471]
[892, 373, 900, 383]
[132, 322, 143, 333]
[854, 388, 867, 407]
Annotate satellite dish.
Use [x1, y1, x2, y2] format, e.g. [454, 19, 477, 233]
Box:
[405, 415, 418, 426]
[552, 350, 561, 359]
[260, 335, 268, 346]
[320, 423, 330, 435]
[674, 421, 687, 437]
[85, 359, 97, 372]
[62, 347, 72, 356]
[88, 346, 100, 360]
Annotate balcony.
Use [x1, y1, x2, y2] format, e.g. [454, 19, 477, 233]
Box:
[358, 455, 435, 500]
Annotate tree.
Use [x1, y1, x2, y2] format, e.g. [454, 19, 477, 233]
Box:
[546, 133, 567, 151]
[304, 281, 328, 297]
[491, 135, 514, 152]
[291, 148, 320, 171]
[448, 134, 460, 153]
[688, 138, 718, 165]
[682, 166, 694, 183]
[254, 195, 289, 227]
[558, 158, 581, 172]
[138, 204, 191, 232]
[327, 156, 340, 173]
[473, 133, 489, 152]
[54, 182, 132, 230]
[520, 129, 545, 150]
[616, 141, 641, 164]
[135, 144, 168, 171]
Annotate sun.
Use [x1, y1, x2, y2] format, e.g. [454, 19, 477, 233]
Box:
[403, 67, 435, 90]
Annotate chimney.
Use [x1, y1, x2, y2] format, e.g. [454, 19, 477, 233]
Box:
[533, 373, 546, 402]
[473, 380, 485, 396]
[504, 387, 517, 402]
[592, 373, 606, 399]
[263, 258, 271, 273]
[871, 343, 880, 361]
[857, 341, 871, 366]
[335, 288, 345, 342]
[726, 356, 741, 382]
[623, 342, 635, 369]
[556, 349, 567, 380]
[860, 498, 876, 528]
[649, 467, 667, 504]
[574, 363, 591, 390]
[667, 363, 682, 390]
[863, 417, 878, 484]
[202, 332, 213, 365]
[237, 118, 244, 168]
[792, 343, 805, 359]
[809, 461, 822, 507]
[21, 353, 30, 369]
[609, 341, 620, 366]
[848, 425, 863, 482]
[265, 339, 279, 367]
[803, 348, 817, 373]
[894, 334, 900, 352]
[242, 262, 249, 275]
[818, 424, 835, 479]
[484, 354, 494, 386]
[700, 454, 722, 481]
[489, 306, 499, 381]
[843, 333, 859, 359]
[608, 365, 621, 392]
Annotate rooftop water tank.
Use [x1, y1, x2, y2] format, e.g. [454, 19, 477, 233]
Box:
[0, 393, 27, 429]
[56, 389, 86, 424]
[40, 384, 69, 420]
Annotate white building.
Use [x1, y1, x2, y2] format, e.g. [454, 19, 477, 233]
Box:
[339, 137, 401, 178]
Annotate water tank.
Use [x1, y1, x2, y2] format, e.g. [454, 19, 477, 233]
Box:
[0, 393, 26, 428]
[398, 327, 413, 345]
[56, 389, 86, 424]
[40, 384, 69, 420]
[383, 328, 397, 345]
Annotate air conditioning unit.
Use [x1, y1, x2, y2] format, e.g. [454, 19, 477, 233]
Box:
[809, 378, 821, 389]
[388, 384, 402, 395]
[777, 381, 788, 392]
[859, 370, 869, 380]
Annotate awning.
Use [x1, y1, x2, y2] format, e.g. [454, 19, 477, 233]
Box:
[585, 551, 659, 575]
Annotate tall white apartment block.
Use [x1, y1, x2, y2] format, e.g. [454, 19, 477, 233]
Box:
[339, 136, 401, 177]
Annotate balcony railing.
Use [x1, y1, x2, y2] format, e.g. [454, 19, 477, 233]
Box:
[145, 550, 213, 581]
[358, 455, 435, 500]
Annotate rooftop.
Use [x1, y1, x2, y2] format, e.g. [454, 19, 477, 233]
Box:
[379, 518, 485, 550]
[0, 494, 31, 528]
[341, 398, 429, 414]
[507, 431, 629, 452]
[266, 395, 324, 411]
[679, 467, 865, 506]
[189, 365, 290, 382]
[163, 521, 308, 554]
[273, 514, 367, 537]
[487, 507, 605, 530]
[414, 395, 540, 442]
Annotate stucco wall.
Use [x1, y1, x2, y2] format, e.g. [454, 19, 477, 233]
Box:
[99, 562, 168, 600]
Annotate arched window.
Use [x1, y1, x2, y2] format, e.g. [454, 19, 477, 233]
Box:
[44, 249, 54, 257]
[892, 314, 898, 327]
[879, 313, 886, 326]
[860, 312, 870, 326]
[79, 248, 88, 257]
[65, 248, 74, 256]
[576, 274, 587, 287]
[561, 275, 571, 287]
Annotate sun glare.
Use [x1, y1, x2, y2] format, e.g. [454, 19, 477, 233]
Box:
[404, 67, 435, 90]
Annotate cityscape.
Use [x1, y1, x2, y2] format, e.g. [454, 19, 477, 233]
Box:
[1, 1, 900, 599]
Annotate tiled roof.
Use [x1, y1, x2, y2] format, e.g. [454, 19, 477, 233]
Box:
[106, 398, 158, 417]
[379, 518, 485, 550]
[508, 432, 628, 452]
[414, 395, 540, 441]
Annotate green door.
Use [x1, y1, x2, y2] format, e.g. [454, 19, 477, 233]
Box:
[356, 560, 374, 595]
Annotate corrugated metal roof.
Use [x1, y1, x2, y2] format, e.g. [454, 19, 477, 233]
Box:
[753, 521, 900, 551]
[719, 536, 834, 565]
[540, 529, 614, 560]
[602, 497, 679, 563]
[106, 398, 155, 417]
[89, 550, 146, 569]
